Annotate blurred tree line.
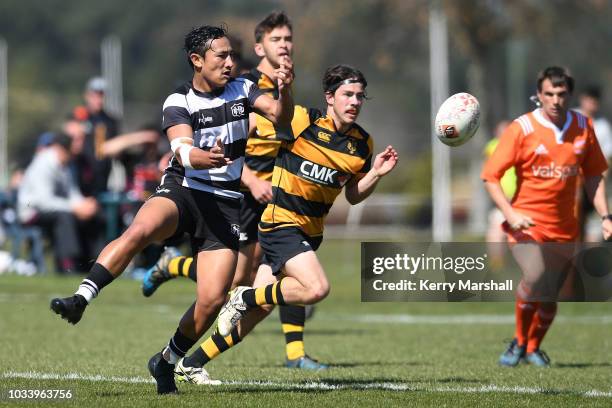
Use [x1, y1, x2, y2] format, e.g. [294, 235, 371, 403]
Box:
[1, 0, 611, 196]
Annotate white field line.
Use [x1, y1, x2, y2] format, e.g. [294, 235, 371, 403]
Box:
[3, 371, 611, 398]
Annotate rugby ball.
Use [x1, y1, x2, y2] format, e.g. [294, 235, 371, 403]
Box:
[435, 93, 480, 147]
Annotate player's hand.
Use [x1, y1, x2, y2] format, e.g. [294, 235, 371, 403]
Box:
[248, 178, 273, 204]
[275, 55, 294, 91]
[72, 197, 98, 221]
[602, 218, 612, 241]
[506, 211, 535, 231]
[202, 138, 233, 168]
[372, 146, 399, 177]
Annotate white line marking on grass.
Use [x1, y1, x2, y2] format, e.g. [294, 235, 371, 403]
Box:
[3, 371, 611, 398]
[3, 371, 155, 384]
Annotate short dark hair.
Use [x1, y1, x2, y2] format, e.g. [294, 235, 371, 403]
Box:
[323, 64, 368, 94]
[52, 132, 73, 152]
[254, 11, 292, 43]
[537, 66, 574, 93]
[581, 85, 602, 100]
[184, 25, 227, 69]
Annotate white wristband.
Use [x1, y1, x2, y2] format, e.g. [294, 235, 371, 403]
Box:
[170, 136, 193, 154]
[179, 145, 195, 169]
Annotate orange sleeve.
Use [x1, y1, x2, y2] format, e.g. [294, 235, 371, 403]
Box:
[581, 118, 609, 177]
[481, 121, 521, 182]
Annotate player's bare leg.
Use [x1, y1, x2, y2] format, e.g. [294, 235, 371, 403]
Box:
[233, 241, 259, 287]
[51, 197, 179, 324]
[150, 248, 238, 392]
[217, 251, 329, 336]
[502, 242, 574, 367]
[175, 262, 276, 383]
[180, 249, 238, 338]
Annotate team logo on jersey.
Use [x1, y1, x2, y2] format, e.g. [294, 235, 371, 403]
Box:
[155, 186, 170, 194]
[239, 232, 248, 242]
[301, 240, 311, 247]
[347, 140, 357, 155]
[534, 144, 549, 155]
[532, 163, 578, 180]
[299, 160, 337, 185]
[230, 103, 245, 117]
[230, 224, 241, 237]
[317, 131, 331, 143]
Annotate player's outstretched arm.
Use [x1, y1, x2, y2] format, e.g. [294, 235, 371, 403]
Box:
[252, 56, 294, 127]
[345, 146, 398, 205]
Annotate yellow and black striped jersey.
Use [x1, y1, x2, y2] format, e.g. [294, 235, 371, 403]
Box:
[239, 68, 288, 185]
[260, 111, 373, 238]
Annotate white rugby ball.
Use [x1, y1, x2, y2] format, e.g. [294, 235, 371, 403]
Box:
[435, 93, 480, 147]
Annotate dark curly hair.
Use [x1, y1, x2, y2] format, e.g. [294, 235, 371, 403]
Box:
[322, 64, 368, 94]
[184, 25, 227, 69]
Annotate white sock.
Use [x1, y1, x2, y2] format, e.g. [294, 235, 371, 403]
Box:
[162, 345, 181, 364]
[75, 279, 99, 304]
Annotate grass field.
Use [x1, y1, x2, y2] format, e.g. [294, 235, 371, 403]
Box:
[1, 239, 611, 407]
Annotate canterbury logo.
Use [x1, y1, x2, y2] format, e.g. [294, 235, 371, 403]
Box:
[299, 160, 337, 184]
[532, 163, 578, 180]
[317, 131, 331, 143]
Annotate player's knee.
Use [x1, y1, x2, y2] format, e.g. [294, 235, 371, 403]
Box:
[194, 299, 223, 320]
[196, 292, 226, 314]
[307, 279, 330, 303]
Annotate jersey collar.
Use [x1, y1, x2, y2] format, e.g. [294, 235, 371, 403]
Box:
[533, 108, 573, 144]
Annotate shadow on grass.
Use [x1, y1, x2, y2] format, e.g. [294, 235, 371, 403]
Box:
[330, 361, 421, 368]
[211, 360, 422, 369]
[555, 362, 612, 368]
[434, 377, 483, 384]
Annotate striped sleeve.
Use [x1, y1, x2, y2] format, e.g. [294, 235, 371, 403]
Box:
[246, 81, 266, 107]
[162, 93, 191, 132]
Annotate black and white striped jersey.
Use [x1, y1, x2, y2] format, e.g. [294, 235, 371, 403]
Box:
[161, 79, 264, 199]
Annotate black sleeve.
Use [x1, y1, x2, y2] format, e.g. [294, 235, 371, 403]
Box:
[247, 82, 266, 107]
[162, 106, 191, 133]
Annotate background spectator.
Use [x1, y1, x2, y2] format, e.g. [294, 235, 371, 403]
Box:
[71, 77, 120, 197]
[17, 133, 99, 273]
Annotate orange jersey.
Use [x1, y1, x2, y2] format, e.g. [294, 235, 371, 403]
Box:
[481, 109, 607, 241]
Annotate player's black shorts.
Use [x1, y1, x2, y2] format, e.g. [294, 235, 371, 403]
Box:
[239, 191, 267, 246]
[150, 182, 240, 252]
[258, 227, 322, 275]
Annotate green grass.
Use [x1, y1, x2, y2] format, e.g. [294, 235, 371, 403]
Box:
[1, 240, 611, 407]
